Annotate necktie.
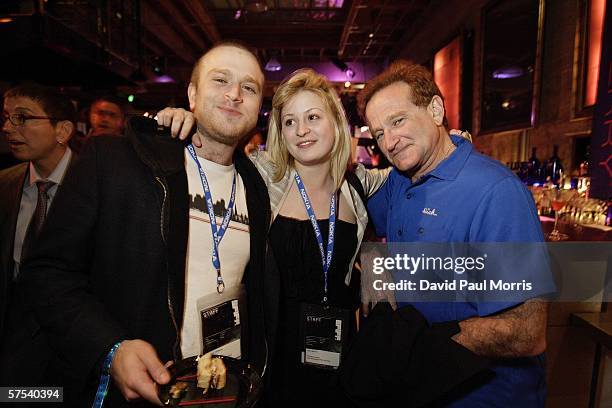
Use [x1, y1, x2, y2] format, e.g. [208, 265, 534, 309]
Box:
[20, 180, 55, 261]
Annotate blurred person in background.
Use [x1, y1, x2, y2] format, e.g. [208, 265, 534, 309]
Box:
[69, 95, 127, 153]
[88, 95, 126, 137]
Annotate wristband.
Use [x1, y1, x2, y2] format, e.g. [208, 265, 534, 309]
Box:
[91, 341, 123, 408]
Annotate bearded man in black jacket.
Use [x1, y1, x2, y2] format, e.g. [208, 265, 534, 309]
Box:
[19, 42, 271, 406]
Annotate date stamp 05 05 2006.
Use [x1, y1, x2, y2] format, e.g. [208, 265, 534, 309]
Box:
[0, 387, 63, 403]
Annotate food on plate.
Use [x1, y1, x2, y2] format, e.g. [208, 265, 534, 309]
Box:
[168, 381, 188, 399]
[196, 352, 227, 393]
[211, 357, 227, 389]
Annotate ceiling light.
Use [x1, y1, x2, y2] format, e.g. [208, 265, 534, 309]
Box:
[492, 66, 524, 79]
[332, 58, 356, 79]
[265, 56, 282, 72]
[154, 75, 175, 83]
[344, 81, 351, 88]
[368, 33, 374, 38]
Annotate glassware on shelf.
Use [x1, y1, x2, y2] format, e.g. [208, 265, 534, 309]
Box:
[529, 185, 609, 230]
[546, 189, 577, 241]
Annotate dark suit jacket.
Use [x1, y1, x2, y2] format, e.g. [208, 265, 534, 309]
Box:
[0, 156, 76, 389]
[0, 162, 28, 339]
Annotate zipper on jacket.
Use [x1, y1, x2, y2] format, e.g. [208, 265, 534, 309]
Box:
[155, 176, 181, 360]
[154, 177, 168, 244]
[167, 272, 181, 361]
[261, 337, 269, 378]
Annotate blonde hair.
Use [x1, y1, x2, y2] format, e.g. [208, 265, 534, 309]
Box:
[266, 69, 352, 190]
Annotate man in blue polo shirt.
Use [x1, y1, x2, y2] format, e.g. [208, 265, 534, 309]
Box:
[358, 62, 549, 407]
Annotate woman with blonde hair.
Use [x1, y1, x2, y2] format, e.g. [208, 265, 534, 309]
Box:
[159, 68, 388, 406]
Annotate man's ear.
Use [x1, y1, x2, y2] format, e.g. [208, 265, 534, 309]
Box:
[55, 120, 75, 144]
[187, 82, 196, 111]
[428, 95, 445, 126]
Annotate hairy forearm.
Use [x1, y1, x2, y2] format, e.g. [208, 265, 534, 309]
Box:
[452, 299, 548, 358]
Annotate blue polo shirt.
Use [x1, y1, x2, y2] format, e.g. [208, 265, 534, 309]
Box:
[368, 135, 548, 407]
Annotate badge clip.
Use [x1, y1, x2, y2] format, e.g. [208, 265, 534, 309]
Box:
[216, 269, 225, 293]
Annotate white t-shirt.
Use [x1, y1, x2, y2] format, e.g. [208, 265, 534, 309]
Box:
[181, 149, 250, 358]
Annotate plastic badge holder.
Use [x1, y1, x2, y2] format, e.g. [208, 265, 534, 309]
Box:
[197, 285, 247, 358]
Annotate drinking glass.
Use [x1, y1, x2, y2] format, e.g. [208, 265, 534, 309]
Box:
[547, 189, 576, 241]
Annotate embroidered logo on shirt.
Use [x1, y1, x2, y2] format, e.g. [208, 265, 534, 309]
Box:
[422, 208, 438, 216]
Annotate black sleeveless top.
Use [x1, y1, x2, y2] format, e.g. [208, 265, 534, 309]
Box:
[267, 215, 359, 406]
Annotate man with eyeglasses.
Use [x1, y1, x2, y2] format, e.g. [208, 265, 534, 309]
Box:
[0, 84, 76, 387]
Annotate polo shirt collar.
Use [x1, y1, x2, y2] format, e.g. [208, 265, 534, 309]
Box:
[426, 134, 472, 181]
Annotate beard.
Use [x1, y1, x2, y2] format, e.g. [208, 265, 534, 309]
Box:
[196, 109, 256, 147]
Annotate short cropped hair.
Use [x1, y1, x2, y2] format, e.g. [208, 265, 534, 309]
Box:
[357, 61, 447, 127]
[190, 40, 263, 88]
[266, 69, 351, 190]
[91, 95, 126, 116]
[4, 84, 77, 123]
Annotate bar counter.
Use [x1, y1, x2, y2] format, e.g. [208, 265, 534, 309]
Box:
[540, 216, 611, 407]
[540, 216, 611, 242]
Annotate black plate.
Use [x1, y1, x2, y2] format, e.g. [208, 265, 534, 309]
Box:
[159, 355, 262, 408]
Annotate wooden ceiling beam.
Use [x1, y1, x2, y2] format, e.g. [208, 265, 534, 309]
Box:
[338, 0, 367, 58]
[147, 0, 208, 54]
[141, 37, 168, 58]
[181, 0, 221, 44]
[141, 3, 198, 64]
[233, 35, 338, 49]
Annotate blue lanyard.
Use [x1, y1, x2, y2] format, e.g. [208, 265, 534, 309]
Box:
[91, 341, 122, 408]
[187, 144, 236, 293]
[294, 172, 336, 304]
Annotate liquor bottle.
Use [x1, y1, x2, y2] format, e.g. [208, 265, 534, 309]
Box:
[578, 145, 590, 176]
[547, 145, 564, 187]
[527, 147, 541, 184]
